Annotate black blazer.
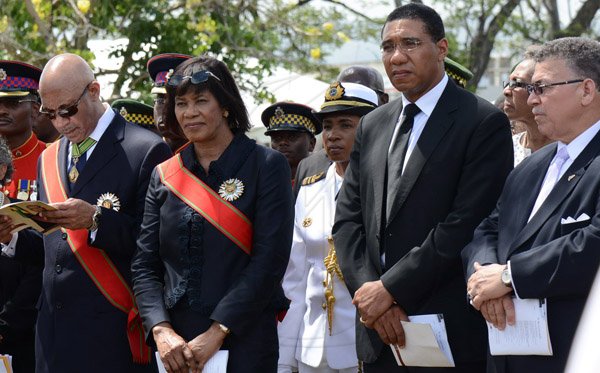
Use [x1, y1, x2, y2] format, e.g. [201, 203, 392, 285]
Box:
[132, 135, 294, 372]
[462, 133, 600, 373]
[16, 113, 171, 373]
[333, 80, 513, 365]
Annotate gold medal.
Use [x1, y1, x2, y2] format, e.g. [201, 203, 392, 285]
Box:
[68, 166, 79, 183]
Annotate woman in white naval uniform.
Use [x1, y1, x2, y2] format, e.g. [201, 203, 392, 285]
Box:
[278, 82, 379, 373]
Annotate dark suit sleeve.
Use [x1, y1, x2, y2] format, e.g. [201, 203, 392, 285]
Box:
[333, 119, 381, 295]
[132, 170, 170, 342]
[381, 110, 513, 306]
[14, 229, 44, 266]
[461, 204, 502, 280]
[92, 141, 171, 258]
[210, 150, 294, 335]
[0, 259, 42, 331]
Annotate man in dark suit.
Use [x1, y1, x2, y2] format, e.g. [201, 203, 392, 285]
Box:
[332, 4, 513, 372]
[0, 54, 171, 372]
[293, 66, 388, 198]
[463, 37, 600, 373]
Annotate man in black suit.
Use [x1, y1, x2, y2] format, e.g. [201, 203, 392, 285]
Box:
[463, 37, 600, 373]
[333, 3, 513, 372]
[293, 66, 388, 197]
[0, 54, 171, 372]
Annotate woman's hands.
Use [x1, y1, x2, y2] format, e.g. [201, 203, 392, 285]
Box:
[153, 321, 227, 373]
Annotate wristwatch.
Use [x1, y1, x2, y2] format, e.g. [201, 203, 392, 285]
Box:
[89, 206, 102, 231]
[217, 323, 230, 335]
[501, 266, 512, 288]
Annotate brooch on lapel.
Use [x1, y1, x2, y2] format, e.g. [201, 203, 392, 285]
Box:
[218, 178, 244, 201]
[302, 217, 312, 227]
[97, 192, 121, 211]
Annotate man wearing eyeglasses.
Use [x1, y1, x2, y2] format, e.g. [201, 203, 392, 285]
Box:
[0, 53, 171, 373]
[333, 3, 513, 372]
[0, 60, 47, 201]
[463, 37, 600, 372]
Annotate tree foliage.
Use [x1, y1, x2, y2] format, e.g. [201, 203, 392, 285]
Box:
[0, 0, 381, 103]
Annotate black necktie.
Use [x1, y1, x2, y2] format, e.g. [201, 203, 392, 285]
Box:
[385, 103, 421, 220]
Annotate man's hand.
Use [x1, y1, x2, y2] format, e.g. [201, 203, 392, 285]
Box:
[152, 322, 196, 373]
[372, 305, 409, 346]
[39, 198, 96, 230]
[467, 262, 512, 309]
[353, 280, 395, 326]
[0, 215, 19, 243]
[187, 322, 226, 373]
[480, 295, 515, 330]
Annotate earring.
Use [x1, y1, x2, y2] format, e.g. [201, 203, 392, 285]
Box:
[223, 110, 229, 118]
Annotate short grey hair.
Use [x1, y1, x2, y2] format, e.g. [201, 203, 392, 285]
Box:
[534, 37, 600, 89]
[0, 136, 14, 186]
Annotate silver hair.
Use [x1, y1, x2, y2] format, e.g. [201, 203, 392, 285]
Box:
[534, 37, 600, 89]
[0, 136, 14, 186]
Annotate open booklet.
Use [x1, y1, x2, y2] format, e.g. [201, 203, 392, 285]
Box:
[0, 201, 60, 235]
[390, 313, 455, 367]
[156, 351, 228, 373]
[0, 354, 12, 373]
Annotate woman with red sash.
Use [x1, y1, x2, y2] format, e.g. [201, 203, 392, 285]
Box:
[132, 55, 294, 373]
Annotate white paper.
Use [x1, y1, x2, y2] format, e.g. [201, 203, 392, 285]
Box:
[488, 298, 552, 356]
[0, 355, 12, 373]
[390, 313, 455, 367]
[156, 350, 228, 373]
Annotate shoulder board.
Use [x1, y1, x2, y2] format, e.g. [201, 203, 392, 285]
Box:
[302, 171, 326, 186]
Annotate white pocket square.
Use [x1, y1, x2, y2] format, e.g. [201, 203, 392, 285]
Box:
[561, 213, 591, 225]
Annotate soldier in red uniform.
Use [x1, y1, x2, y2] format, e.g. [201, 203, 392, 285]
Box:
[0, 60, 47, 201]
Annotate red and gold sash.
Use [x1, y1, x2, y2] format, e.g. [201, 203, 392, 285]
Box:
[40, 142, 150, 364]
[157, 154, 253, 254]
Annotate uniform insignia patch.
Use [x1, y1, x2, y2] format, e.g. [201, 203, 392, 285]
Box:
[301, 172, 325, 186]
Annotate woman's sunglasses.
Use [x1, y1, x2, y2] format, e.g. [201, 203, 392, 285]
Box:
[167, 70, 221, 87]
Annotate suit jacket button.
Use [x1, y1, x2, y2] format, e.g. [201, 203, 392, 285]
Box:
[55, 265, 62, 274]
[61, 233, 68, 240]
[56, 302, 63, 310]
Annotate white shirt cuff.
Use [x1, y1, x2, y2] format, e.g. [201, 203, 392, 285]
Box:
[507, 260, 520, 298]
[1, 232, 19, 257]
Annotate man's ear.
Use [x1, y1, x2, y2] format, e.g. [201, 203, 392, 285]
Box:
[30, 101, 40, 122]
[581, 78, 597, 107]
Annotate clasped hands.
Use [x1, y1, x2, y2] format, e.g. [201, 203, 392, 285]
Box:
[353, 280, 409, 346]
[153, 322, 226, 373]
[467, 262, 516, 330]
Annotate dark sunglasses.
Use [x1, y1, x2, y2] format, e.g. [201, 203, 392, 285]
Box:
[167, 70, 221, 87]
[502, 80, 528, 90]
[0, 97, 38, 109]
[39, 84, 89, 120]
[526, 79, 584, 96]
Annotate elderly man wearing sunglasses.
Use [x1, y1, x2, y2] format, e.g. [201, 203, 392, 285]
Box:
[0, 53, 171, 373]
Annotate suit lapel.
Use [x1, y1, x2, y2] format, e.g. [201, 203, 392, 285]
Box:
[386, 82, 457, 226]
[70, 116, 124, 196]
[373, 103, 403, 234]
[57, 138, 70, 195]
[509, 132, 600, 254]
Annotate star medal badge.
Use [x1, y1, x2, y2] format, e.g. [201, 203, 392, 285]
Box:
[96, 192, 121, 211]
[218, 178, 244, 202]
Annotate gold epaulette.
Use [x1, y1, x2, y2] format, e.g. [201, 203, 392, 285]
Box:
[301, 171, 325, 186]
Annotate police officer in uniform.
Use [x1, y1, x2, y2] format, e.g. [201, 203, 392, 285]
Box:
[147, 53, 191, 153]
[261, 102, 321, 187]
[0, 61, 47, 201]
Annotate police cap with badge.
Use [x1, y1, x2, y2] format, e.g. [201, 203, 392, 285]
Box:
[312, 81, 378, 121]
[261, 102, 322, 137]
[444, 57, 473, 88]
[0, 60, 42, 98]
[112, 99, 155, 130]
[147, 53, 192, 95]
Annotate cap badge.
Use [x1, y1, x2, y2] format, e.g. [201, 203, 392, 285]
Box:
[325, 81, 344, 101]
[219, 178, 244, 202]
[165, 68, 174, 82]
[274, 106, 285, 118]
[0, 69, 6, 81]
[119, 107, 128, 117]
[97, 192, 121, 211]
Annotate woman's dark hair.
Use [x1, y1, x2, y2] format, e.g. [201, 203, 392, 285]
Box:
[0, 136, 14, 186]
[163, 55, 251, 139]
